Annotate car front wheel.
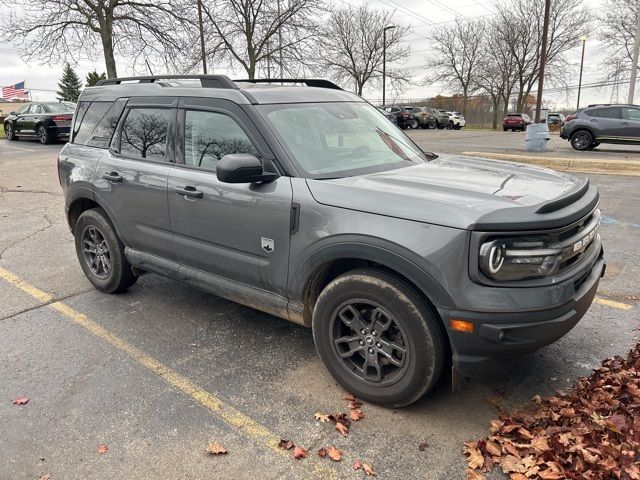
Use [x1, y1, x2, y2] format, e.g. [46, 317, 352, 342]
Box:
[312, 268, 446, 407]
[570, 130, 594, 151]
[5, 124, 18, 141]
[74, 208, 138, 293]
[411, 119, 420, 129]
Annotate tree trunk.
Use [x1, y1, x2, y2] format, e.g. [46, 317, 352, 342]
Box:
[100, 20, 117, 78]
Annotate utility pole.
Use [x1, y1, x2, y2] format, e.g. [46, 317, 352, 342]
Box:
[382, 25, 396, 105]
[277, 0, 284, 79]
[628, 11, 640, 104]
[535, 0, 551, 123]
[577, 36, 587, 110]
[197, 0, 207, 74]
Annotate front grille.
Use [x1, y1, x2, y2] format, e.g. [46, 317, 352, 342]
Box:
[550, 209, 600, 275]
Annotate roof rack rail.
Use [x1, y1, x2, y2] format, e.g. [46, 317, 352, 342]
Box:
[586, 103, 639, 107]
[233, 78, 342, 90]
[95, 75, 239, 89]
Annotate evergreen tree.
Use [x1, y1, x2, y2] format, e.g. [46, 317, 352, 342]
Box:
[56, 63, 83, 102]
[85, 70, 107, 87]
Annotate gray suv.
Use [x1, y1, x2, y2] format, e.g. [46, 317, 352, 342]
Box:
[561, 104, 640, 150]
[58, 75, 605, 407]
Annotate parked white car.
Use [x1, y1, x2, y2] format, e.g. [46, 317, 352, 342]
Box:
[446, 111, 466, 130]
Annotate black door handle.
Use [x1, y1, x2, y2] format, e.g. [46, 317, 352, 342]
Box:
[102, 172, 123, 183]
[175, 186, 203, 199]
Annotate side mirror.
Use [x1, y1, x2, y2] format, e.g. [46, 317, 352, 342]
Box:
[216, 154, 277, 184]
[9, 111, 16, 116]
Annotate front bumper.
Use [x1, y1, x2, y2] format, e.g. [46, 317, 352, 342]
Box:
[440, 252, 605, 378]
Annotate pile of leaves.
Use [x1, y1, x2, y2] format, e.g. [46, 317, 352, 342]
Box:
[465, 344, 640, 480]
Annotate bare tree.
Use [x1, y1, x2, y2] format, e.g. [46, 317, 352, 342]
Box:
[598, 0, 640, 87]
[0, 0, 193, 78]
[200, 0, 323, 79]
[476, 20, 518, 128]
[426, 19, 486, 117]
[316, 3, 411, 96]
[495, 0, 592, 112]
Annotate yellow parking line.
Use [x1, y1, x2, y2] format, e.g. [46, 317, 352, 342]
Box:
[0, 266, 337, 479]
[593, 296, 633, 311]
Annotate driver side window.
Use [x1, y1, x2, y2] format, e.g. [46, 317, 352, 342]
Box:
[183, 110, 258, 171]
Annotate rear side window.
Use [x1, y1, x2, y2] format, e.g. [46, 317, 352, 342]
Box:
[119, 108, 171, 161]
[73, 102, 112, 144]
[86, 99, 127, 148]
[623, 107, 640, 120]
[184, 110, 257, 170]
[588, 107, 621, 119]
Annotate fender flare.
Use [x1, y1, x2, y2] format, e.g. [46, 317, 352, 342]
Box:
[288, 240, 455, 310]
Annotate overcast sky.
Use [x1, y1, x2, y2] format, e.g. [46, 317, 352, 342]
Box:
[0, 0, 614, 109]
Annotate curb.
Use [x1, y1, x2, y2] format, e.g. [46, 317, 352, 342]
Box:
[461, 151, 640, 177]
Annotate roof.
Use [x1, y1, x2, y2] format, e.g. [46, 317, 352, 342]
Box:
[83, 75, 364, 105]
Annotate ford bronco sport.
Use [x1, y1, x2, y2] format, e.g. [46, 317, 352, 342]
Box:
[58, 75, 605, 407]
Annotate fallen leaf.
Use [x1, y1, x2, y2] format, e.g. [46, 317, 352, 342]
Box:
[326, 446, 342, 461]
[464, 442, 485, 470]
[314, 412, 330, 423]
[418, 441, 429, 451]
[353, 460, 363, 470]
[317, 448, 326, 457]
[485, 439, 501, 456]
[466, 469, 485, 480]
[509, 474, 527, 480]
[349, 409, 365, 421]
[530, 436, 550, 454]
[293, 446, 308, 459]
[12, 397, 29, 405]
[277, 439, 294, 450]
[206, 443, 227, 455]
[342, 394, 357, 401]
[538, 469, 564, 480]
[38, 475, 51, 480]
[97, 444, 109, 454]
[190, 342, 198, 347]
[363, 463, 376, 476]
[335, 421, 349, 437]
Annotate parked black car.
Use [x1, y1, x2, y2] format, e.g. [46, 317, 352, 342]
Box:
[561, 104, 640, 150]
[380, 105, 414, 129]
[4, 102, 75, 144]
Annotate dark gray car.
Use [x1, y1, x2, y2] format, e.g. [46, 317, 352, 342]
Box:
[561, 104, 640, 150]
[58, 75, 605, 407]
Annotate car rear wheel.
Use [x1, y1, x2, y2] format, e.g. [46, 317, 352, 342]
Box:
[454, 125, 461, 130]
[37, 125, 51, 144]
[312, 268, 446, 407]
[411, 119, 420, 129]
[587, 142, 600, 150]
[74, 208, 138, 293]
[570, 130, 594, 151]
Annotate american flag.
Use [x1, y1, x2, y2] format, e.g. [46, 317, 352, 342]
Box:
[2, 81, 29, 100]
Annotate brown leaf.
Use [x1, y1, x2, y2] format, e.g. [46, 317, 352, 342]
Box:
[353, 460, 363, 470]
[517, 427, 533, 440]
[97, 444, 109, 454]
[39, 475, 51, 480]
[485, 440, 501, 457]
[326, 446, 342, 462]
[314, 412, 330, 423]
[418, 441, 429, 451]
[348, 399, 362, 410]
[293, 447, 308, 459]
[277, 439, 294, 450]
[500, 455, 527, 474]
[349, 409, 365, 421]
[538, 469, 564, 480]
[342, 394, 357, 402]
[509, 474, 527, 480]
[530, 436, 551, 454]
[12, 397, 29, 405]
[464, 442, 485, 470]
[206, 443, 228, 455]
[317, 448, 326, 458]
[335, 421, 349, 437]
[363, 463, 376, 476]
[466, 469, 485, 480]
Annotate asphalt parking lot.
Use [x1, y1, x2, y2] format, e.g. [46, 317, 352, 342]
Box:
[1, 131, 639, 480]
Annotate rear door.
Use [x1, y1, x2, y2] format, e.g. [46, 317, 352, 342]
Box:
[95, 97, 176, 261]
[167, 97, 292, 297]
[620, 106, 640, 142]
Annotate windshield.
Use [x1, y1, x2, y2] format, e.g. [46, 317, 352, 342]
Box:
[257, 102, 428, 178]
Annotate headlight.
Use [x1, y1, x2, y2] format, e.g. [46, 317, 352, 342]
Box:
[479, 237, 562, 281]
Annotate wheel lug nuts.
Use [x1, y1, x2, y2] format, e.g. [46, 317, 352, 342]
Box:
[368, 348, 374, 354]
[372, 330, 378, 336]
[376, 342, 381, 348]
[359, 340, 364, 346]
[361, 329, 367, 335]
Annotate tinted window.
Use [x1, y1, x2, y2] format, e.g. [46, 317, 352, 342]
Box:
[184, 110, 257, 170]
[71, 101, 90, 141]
[589, 107, 621, 119]
[86, 99, 127, 148]
[16, 104, 30, 114]
[29, 104, 41, 114]
[623, 107, 640, 120]
[120, 108, 170, 161]
[73, 102, 111, 144]
[43, 103, 74, 113]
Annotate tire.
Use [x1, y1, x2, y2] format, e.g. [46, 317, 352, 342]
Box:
[503, 127, 507, 132]
[74, 208, 138, 293]
[428, 122, 436, 129]
[588, 142, 600, 150]
[570, 130, 594, 151]
[5, 123, 18, 141]
[437, 123, 444, 129]
[454, 125, 461, 130]
[410, 119, 420, 129]
[446, 121, 453, 130]
[312, 268, 446, 407]
[37, 125, 51, 144]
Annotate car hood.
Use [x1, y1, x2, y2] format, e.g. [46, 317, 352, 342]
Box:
[306, 154, 597, 231]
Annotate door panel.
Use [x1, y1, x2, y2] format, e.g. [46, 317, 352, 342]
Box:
[168, 103, 292, 297]
[620, 107, 640, 142]
[588, 107, 622, 140]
